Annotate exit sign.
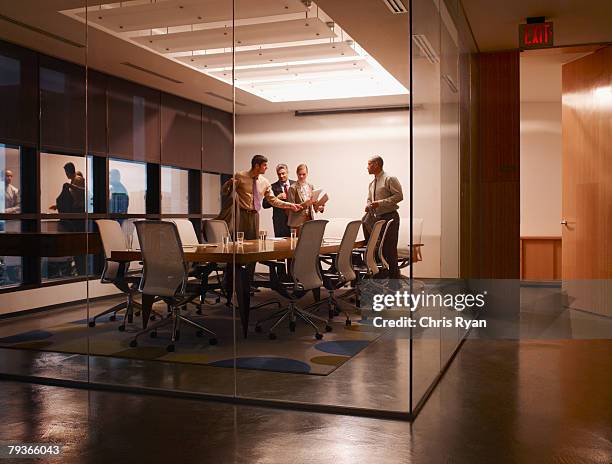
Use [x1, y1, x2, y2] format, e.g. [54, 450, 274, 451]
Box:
[519, 22, 554, 49]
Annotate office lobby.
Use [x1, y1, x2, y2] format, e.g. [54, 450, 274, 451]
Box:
[0, 0, 611, 462]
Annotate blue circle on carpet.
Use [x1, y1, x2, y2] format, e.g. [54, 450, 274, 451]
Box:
[314, 340, 370, 356]
[0, 330, 53, 344]
[209, 357, 311, 373]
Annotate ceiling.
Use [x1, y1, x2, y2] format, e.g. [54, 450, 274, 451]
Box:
[461, 0, 612, 52]
[0, 0, 411, 114]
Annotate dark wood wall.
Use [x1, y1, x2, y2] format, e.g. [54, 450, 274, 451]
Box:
[0, 38, 233, 174]
[462, 50, 520, 279]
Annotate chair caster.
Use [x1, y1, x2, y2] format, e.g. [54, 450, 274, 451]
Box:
[118, 325, 126, 332]
[166, 344, 175, 352]
[109, 315, 117, 321]
[88, 321, 95, 328]
[269, 333, 277, 340]
[289, 321, 296, 332]
[345, 319, 352, 326]
[209, 338, 218, 346]
[315, 333, 323, 340]
[129, 340, 138, 348]
[215, 297, 221, 304]
[150, 331, 157, 339]
[254, 325, 262, 333]
[325, 325, 332, 332]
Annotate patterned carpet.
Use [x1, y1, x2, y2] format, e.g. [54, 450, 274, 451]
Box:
[0, 301, 382, 375]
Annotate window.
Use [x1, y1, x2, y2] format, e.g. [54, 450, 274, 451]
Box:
[0, 220, 22, 287]
[202, 172, 222, 215]
[0, 144, 21, 214]
[108, 158, 146, 214]
[161, 166, 188, 214]
[40, 152, 87, 214]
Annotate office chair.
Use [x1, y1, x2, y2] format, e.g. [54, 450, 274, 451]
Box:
[89, 220, 142, 331]
[255, 220, 331, 340]
[129, 220, 217, 352]
[320, 220, 362, 322]
[347, 220, 386, 318]
[203, 219, 280, 312]
[377, 218, 395, 276]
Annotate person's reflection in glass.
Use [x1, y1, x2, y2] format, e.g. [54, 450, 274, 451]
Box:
[47, 162, 86, 278]
[4, 170, 20, 214]
[109, 168, 129, 214]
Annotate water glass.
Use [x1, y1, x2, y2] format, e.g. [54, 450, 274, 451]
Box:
[258, 230, 267, 241]
[236, 231, 245, 245]
[222, 236, 230, 247]
[290, 229, 297, 241]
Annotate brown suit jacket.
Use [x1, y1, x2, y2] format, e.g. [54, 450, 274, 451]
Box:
[287, 182, 316, 228]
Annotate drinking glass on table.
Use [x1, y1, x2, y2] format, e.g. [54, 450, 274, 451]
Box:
[290, 229, 297, 241]
[222, 235, 230, 247]
[258, 230, 267, 241]
[236, 231, 244, 245]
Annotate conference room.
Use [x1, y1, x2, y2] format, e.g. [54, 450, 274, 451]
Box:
[0, 0, 471, 419]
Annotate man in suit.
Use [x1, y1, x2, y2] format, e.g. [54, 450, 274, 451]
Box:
[262, 163, 295, 237]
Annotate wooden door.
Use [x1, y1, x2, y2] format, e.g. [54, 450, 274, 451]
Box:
[561, 46, 612, 317]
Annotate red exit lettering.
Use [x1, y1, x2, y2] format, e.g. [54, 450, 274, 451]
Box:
[520, 22, 554, 49]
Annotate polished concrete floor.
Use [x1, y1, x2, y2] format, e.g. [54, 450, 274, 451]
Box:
[1, 338, 611, 463]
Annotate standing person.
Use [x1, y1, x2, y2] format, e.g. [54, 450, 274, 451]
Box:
[4, 170, 20, 214]
[365, 155, 403, 279]
[222, 155, 301, 241]
[262, 163, 295, 237]
[49, 162, 85, 214]
[109, 168, 129, 214]
[287, 163, 325, 234]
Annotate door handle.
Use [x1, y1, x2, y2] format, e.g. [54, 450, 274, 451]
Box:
[560, 219, 568, 226]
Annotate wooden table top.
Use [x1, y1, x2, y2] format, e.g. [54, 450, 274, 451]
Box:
[111, 238, 366, 265]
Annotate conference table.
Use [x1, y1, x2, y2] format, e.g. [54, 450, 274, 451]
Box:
[111, 237, 365, 338]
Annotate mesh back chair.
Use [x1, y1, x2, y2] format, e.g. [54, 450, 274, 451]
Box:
[349, 220, 386, 310]
[255, 220, 331, 340]
[378, 219, 395, 274]
[129, 221, 217, 351]
[169, 218, 227, 308]
[398, 218, 424, 269]
[167, 218, 200, 246]
[320, 220, 361, 323]
[89, 220, 142, 330]
[203, 219, 230, 243]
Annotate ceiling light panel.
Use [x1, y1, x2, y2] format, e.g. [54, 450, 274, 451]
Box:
[61, 1, 409, 103]
[177, 41, 357, 69]
[215, 60, 372, 83]
[79, 0, 306, 32]
[133, 18, 335, 53]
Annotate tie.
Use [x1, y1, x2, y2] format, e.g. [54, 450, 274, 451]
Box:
[252, 177, 261, 212]
[283, 183, 288, 196]
[373, 177, 377, 201]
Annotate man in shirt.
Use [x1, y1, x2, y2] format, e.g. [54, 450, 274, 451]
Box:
[262, 163, 296, 237]
[4, 170, 20, 214]
[223, 155, 301, 241]
[365, 155, 404, 279]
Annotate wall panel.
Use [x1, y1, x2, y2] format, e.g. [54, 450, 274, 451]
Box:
[161, 93, 201, 170]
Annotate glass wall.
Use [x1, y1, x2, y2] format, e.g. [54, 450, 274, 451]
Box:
[0, 0, 89, 383]
[0, 0, 476, 420]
